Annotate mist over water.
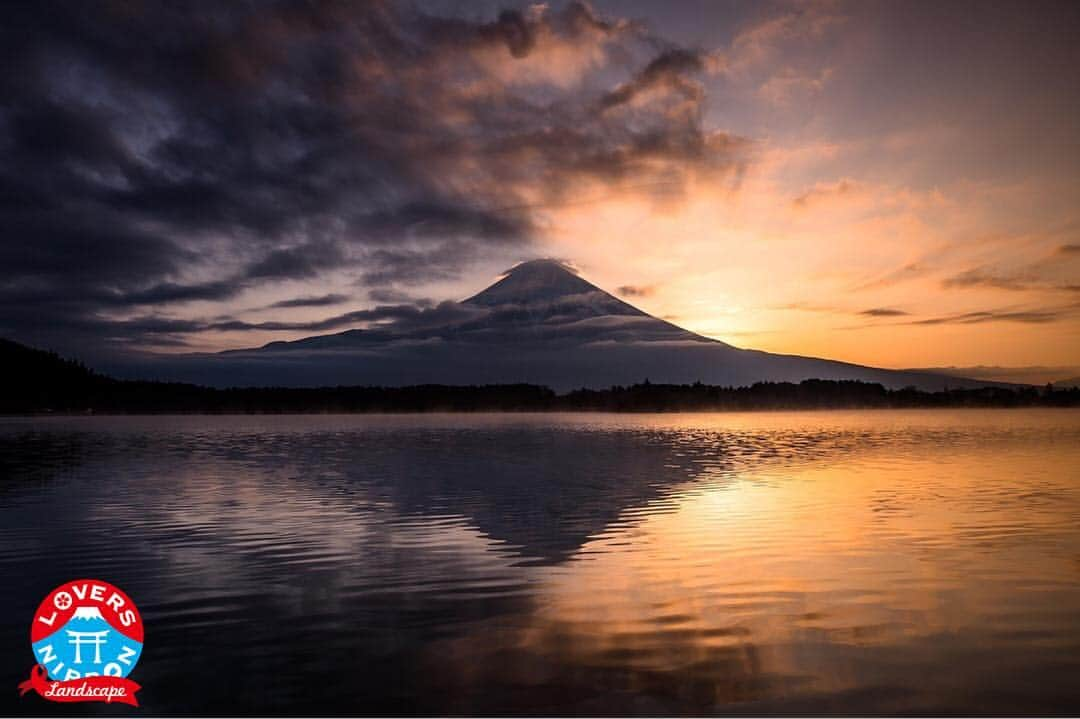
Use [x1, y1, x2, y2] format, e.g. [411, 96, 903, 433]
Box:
[2, 411, 1079, 715]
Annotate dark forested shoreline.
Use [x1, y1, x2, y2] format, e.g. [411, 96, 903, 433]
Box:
[3, 338, 1077, 414]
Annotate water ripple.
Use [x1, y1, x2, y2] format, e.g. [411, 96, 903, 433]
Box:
[0, 410, 1078, 714]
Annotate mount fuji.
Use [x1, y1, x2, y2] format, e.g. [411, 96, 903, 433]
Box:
[144, 259, 996, 391]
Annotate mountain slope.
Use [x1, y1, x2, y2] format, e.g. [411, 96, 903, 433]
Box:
[138, 259, 1004, 391]
[0, 338, 117, 411]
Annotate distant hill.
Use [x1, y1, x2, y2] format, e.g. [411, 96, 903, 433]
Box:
[0, 338, 117, 412]
[138, 259, 1014, 391]
[0, 338, 554, 413]
[1054, 377, 1080, 389]
[1, 337, 1076, 414]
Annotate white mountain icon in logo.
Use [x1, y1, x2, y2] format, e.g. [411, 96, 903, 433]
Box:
[71, 606, 105, 621]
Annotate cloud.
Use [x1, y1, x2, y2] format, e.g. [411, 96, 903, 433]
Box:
[910, 306, 1076, 325]
[243, 242, 347, 281]
[859, 307, 908, 317]
[941, 267, 1030, 291]
[758, 67, 833, 107]
[210, 304, 444, 334]
[366, 288, 431, 306]
[1058, 244, 1080, 254]
[616, 285, 656, 298]
[268, 294, 351, 309]
[359, 241, 488, 286]
[0, 0, 745, 353]
[791, 179, 859, 209]
[94, 300, 482, 343]
[599, 48, 709, 112]
[774, 302, 910, 319]
[104, 280, 240, 306]
[942, 253, 1080, 292]
[852, 262, 927, 291]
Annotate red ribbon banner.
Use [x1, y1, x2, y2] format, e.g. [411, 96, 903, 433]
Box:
[19, 664, 141, 707]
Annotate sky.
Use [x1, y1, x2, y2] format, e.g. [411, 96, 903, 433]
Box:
[2, 0, 1078, 382]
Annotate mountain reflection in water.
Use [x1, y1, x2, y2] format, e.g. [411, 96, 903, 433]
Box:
[1, 411, 1079, 715]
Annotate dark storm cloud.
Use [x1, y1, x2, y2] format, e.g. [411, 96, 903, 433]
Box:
[367, 288, 430, 305]
[243, 242, 346, 281]
[0, 0, 746, 353]
[268, 294, 351, 309]
[359, 241, 489, 286]
[114, 280, 240, 306]
[209, 305, 436, 334]
[68, 300, 480, 347]
[599, 48, 707, 111]
[354, 203, 532, 244]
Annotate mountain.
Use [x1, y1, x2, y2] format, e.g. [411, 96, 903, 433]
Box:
[465, 259, 639, 311]
[137, 259, 1005, 391]
[72, 606, 106, 620]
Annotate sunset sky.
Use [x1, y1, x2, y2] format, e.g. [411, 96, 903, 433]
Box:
[3, 1, 1078, 382]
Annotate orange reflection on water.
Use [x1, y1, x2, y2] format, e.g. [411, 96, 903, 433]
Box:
[429, 411, 1080, 713]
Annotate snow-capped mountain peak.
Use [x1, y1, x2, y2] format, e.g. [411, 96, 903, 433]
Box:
[72, 606, 105, 621]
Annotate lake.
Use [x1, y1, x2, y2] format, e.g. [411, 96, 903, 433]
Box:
[2, 410, 1079, 715]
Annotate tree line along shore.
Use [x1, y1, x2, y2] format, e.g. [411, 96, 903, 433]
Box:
[3, 338, 1077, 414]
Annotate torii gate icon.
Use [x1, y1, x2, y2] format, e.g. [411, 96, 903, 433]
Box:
[66, 630, 109, 665]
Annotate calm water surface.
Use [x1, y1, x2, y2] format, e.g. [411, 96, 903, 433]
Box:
[1, 410, 1079, 715]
